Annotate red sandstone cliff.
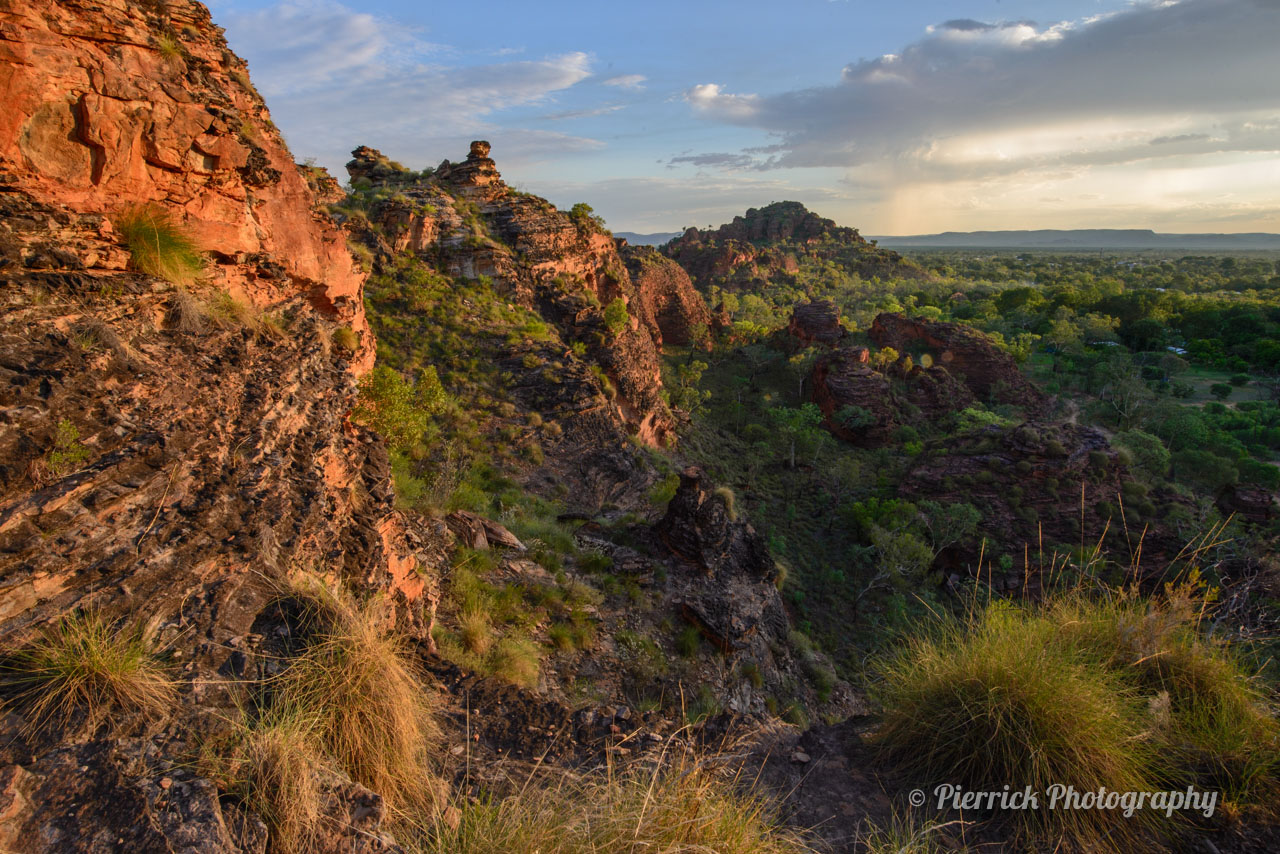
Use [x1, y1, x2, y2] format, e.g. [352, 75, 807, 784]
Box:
[0, 4, 444, 847]
[346, 143, 687, 447]
[0, 0, 371, 366]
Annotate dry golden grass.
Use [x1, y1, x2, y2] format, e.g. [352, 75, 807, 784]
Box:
[204, 706, 324, 854]
[269, 576, 445, 818]
[411, 753, 817, 854]
[3, 612, 175, 736]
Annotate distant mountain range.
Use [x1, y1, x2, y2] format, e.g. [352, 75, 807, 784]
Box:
[871, 229, 1280, 250]
[615, 231, 682, 246]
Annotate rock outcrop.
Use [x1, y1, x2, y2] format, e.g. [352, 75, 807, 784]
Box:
[0, 2, 441, 848]
[810, 345, 978, 445]
[787, 299, 845, 347]
[899, 422, 1187, 578]
[620, 244, 712, 347]
[0, 0, 371, 367]
[869, 313, 1047, 411]
[346, 143, 676, 447]
[654, 467, 783, 651]
[663, 201, 927, 293]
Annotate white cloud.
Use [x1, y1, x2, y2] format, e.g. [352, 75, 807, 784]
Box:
[602, 74, 647, 89]
[677, 0, 1280, 227]
[221, 1, 597, 173]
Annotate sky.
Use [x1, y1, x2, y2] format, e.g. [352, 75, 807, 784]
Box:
[208, 0, 1280, 235]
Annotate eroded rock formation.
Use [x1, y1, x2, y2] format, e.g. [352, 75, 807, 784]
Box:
[870, 312, 1047, 411]
[1, 0, 371, 366]
[664, 201, 927, 293]
[787, 299, 846, 347]
[620, 244, 712, 347]
[0, 2, 442, 848]
[347, 143, 683, 447]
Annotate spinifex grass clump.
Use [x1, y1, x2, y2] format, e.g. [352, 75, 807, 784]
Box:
[206, 706, 324, 854]
[874, 570, 1280, 850]
[874, 602, 1162, 848]
[1051, 580, 1279, 805]
[272, 579, 443, 818]
[418, 751, 815, 853]
[2, 611, 175, 735]
[115, 205, 204, 284]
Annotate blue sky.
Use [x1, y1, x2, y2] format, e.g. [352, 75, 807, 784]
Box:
[209, 0, 1280, 234]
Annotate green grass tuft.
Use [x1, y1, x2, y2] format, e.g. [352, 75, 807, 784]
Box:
[115, 205, 204, 284]
[2, 611, 175, 736]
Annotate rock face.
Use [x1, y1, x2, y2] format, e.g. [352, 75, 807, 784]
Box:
[870, 313, 1046, 411]
[620, 244, 712, 347]
[787, 299, 845, 346]
[0, 0, 371, 365]
[810, 345, 977, 446]
[654, 467, 784, 653]
[348, 143, 677, 447]
[0, 2, 439, 849]
[898, 422, 1186, 578]
[663, 201, 927, 293]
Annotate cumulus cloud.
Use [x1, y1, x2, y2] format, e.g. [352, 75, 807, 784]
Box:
[221, 0, 597, 172]
[602, 74, 647, 89]
[681, 0, 1280, 181]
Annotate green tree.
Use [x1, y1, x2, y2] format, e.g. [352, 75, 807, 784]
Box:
[1112, 430, 1170, 480]
[353, 365, 446, 451]
[769, 404, 824, 468]
[917, 500, 981, 557]
[603, 297, 629, 337]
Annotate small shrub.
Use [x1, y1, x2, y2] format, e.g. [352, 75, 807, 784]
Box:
[3, 612, 175, 735]
[603, 297, 629, 337]
[648, 473, 680, 507]
[115, 205, 204, 284]
[45, 418, 90, 477]
[333, 326, 360, 352]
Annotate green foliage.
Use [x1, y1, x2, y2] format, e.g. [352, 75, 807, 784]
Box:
[568, 202, 609, 234]
[648, 473, 680, 507]
[115, 206, 204, 284]
[676, 625, 702, 658]
[1113, 430, 1171, 479]
[1210, 382, 1233, 400]
[603, 297, 630, 337]
[353, 365, 447, 452]
[45, 418, 90, 477]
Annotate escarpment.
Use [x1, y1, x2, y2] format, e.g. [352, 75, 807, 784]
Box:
[0, 0, 370, 365]
[0, 1, 444, 847]
[663, 200, 928, 293]
[344, 142, 688, 450]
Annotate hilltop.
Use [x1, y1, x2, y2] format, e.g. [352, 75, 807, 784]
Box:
[662, 201, 928, 296]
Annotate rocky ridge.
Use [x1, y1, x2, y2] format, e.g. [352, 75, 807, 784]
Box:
[663, 201, 928, 293]
[345, 142, 702, 448]
[0, 1, 443, 848]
